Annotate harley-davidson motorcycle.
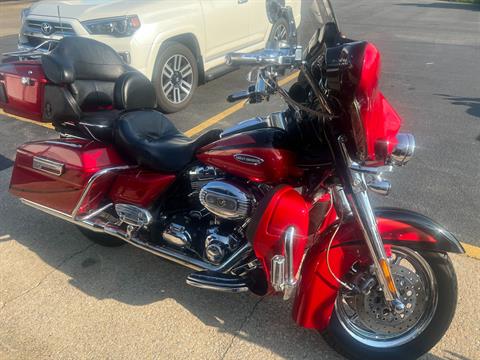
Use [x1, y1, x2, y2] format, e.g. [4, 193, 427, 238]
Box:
[0, 2, 463, 359]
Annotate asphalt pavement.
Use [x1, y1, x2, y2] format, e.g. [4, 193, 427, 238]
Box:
[0, 1, 479, 359]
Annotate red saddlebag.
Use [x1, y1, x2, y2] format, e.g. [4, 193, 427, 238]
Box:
[9, 138, 126, 215]
[0, 60, 47, 122]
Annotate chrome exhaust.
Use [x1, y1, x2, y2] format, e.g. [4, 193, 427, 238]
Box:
[20, 198, 252, 274]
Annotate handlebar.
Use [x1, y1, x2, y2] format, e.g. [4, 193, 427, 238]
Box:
[225, 47, 302, 67]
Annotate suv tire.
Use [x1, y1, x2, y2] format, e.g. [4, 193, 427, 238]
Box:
[153, 41, 198, 113]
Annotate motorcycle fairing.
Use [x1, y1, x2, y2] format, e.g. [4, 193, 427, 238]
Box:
[246, 185, 309, 291]
[292, 207, 464, 330]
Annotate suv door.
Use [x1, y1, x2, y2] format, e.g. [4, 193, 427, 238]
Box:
[200, 0, 250, 62]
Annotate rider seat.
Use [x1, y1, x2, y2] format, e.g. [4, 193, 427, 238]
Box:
[112, 70, 221, 172]
[114, 110, 221, 172]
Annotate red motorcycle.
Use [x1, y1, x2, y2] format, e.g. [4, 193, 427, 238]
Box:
[1, 3, 463, 359]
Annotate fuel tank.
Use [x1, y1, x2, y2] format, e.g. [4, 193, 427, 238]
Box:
[196, 128, 302, 183]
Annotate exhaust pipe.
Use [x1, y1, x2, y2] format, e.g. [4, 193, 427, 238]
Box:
[20, 198, 252, 273]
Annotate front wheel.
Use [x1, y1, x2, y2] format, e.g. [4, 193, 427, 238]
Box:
[323, 247, 457, 360]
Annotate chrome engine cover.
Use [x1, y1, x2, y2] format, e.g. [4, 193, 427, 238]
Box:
[199, 181, 254, 220]
[115, 204, 152, 227]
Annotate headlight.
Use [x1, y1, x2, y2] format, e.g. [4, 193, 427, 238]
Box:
[21, 8, 30, 22]
[82, 15, 141, 37]
[391, 133, 415, 166]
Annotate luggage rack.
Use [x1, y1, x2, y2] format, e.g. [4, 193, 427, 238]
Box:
[2, 40, 57, 60]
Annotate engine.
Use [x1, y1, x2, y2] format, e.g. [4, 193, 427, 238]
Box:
[156, 166, 259, 265]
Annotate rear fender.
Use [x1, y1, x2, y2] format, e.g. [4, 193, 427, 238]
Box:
[292, 207, 464, 330]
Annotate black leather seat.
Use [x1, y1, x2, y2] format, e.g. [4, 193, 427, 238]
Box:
[112, 70, 221, 172]
[41, 37, 134, 139]
[77, 71, 158, 141]
[115, 111, 221, 172]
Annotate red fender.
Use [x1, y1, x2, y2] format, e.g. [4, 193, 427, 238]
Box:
[292, 207, 464, 330]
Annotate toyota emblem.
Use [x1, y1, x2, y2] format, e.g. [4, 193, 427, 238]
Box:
[40, 22, 53, 35]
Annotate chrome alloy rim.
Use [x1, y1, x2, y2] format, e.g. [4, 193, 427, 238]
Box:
[335, 246, 438, 348]
[273, 23, 288, 41]
[161, 54, 193, 104]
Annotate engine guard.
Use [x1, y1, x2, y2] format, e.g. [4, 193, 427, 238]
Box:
[292, 207, 464, 330]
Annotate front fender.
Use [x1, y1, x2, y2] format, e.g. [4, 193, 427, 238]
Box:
[292, 207, 464, 330]
[375, 207, 464, 253]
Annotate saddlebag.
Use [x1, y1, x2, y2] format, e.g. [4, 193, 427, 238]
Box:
[9, 138, 126, 215]
[0, 60, 48, 122]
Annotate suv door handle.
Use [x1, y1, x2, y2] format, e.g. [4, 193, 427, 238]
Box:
[238, 0, 248, 4]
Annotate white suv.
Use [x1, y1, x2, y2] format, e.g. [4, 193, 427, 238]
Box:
[19, 0, 301, 113]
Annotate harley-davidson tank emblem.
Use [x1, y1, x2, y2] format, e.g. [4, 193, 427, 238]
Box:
[233, 154, 264, 165]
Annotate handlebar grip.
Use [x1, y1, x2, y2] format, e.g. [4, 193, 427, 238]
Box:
[227, 90, 251, 103]
[225, 53, 262, 66]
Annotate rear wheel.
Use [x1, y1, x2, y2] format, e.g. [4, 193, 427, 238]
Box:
[76, 226, 125, 247]
[153, 42, 198, 113]
[323, 247, 457, 360]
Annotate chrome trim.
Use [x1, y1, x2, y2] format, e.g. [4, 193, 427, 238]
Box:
[32, 156, 64, 176]
[186, 272, 249, 293]
[3, 40, 56, 58]
[233, 154, 264, 166]
[78, 122, 110, 129]
[391, 133, 415, 166]
[366, 176, 391, 196]
[338, 137, 402, 306]
[71, 165, 133, 219]
[115, 204, 153, 227]
[43, 140, 84, 148]
[162, 223, 192, 248]
[270, 226, 298, 300]
[199, 181, 254, 220]
[20, 198, 252, 273]
[185, 278, 249, 293]
[332, 185, 352, 217]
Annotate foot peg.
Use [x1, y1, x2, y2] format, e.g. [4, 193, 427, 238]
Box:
[186, 271, 249, 293]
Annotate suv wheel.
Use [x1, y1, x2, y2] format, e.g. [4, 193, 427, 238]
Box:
[153, 41, 198, 113]
[270, 17, 289, 43]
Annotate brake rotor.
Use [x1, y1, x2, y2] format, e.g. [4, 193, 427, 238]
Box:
[352, 264, 428, 334]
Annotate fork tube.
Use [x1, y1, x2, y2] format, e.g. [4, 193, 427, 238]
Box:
[335, 137, 404, 312]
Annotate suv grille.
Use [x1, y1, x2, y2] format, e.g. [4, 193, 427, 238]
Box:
[26, 20, 75, 36]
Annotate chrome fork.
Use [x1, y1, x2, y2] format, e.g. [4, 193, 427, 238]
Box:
[338, 138, 405, 313]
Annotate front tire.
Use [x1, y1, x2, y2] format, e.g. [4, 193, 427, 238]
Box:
[152, 41, 198, 113]
[323, 248, 458, 360]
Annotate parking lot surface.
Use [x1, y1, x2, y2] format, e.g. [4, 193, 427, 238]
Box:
[0, 1, 479, 359]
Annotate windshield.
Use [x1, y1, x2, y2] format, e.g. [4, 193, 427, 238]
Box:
[296, 0, 338, 49]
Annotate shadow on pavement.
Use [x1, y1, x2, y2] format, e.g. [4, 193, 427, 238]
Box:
[396, 2, 480, 11]
[435, 94, 480, 119]
[0, 153, 13, 171]
[434, 94, 480, 141]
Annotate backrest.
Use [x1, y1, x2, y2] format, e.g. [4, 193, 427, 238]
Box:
[114, 72, 158, 111]
[42, 37, 132, 111]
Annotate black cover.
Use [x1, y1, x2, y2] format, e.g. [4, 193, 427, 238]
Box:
[41, 37, 131, 85]
[114, 72, 157, 110]
[114, 110, 221, 172]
